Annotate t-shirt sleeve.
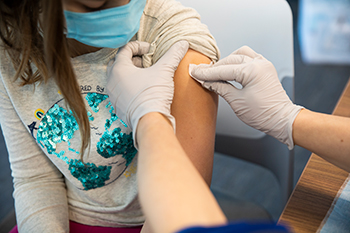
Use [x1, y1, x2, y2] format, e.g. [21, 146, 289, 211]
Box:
[139, 0, 220, 68]
[0, 59, 69, 232]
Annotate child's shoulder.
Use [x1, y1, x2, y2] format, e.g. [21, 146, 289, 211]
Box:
[143, 0, 197, 20]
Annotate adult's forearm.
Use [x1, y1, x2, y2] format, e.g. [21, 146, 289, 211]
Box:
[293, 109, 350, 172]
[137, 113, 226, 233]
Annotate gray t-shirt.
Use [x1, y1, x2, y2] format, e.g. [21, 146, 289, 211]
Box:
[0, 0, 219, 232]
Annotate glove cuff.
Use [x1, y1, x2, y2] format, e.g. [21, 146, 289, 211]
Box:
[129, 104, 176, 150]
[285, 105, 304, 150]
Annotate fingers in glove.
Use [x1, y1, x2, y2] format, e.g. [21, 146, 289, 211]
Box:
[106, 57, 116, 77]
[232, 45, 261, 59]
[213, 54, 253, 66]
[189, 63, 246, 83]
[121, 41, 150, 57]
[202, 81, 238, 104]
[190, 74, 205, 86]
[115, 41, 150, 65]
[132, 56, 143, 68]
[155, 40, 189, 70]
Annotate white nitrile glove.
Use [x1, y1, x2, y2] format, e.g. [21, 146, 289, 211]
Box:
[107, 40, 189, 148]
[189, 46, 303, 149]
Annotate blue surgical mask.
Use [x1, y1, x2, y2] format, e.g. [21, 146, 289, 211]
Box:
[64, 0, 147, 48]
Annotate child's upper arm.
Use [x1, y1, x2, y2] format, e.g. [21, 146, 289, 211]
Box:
[140, 0, 221, 184]
[171, 49, 218, 184]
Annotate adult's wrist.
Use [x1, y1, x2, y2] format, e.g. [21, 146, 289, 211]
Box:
[136, 112, 175, 149]
[291, 108, 310, 148]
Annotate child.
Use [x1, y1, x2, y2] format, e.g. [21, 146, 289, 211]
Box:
[0, 0, 219, 232]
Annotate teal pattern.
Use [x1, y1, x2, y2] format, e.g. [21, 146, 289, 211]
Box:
[86, 92, 108, 113]
[36, 104, 78, 154]
[69, 159, 112, 190]
[97, 128, 137, 165]
[36, 93, 137, 190]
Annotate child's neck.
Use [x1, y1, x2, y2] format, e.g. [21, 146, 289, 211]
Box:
[67, 38, 102, 58]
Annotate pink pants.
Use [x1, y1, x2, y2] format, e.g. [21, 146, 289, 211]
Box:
[9, 221, 143, 233]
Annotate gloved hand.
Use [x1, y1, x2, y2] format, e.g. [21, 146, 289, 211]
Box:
[107, 40, 189, 148]
[189, 46, 303, 149]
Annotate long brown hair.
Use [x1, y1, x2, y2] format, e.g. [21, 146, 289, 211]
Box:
[0, 0, 90, 159]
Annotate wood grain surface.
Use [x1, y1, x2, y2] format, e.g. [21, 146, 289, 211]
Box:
[278, 79, 350, 233]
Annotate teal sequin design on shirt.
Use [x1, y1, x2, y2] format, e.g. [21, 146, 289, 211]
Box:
[69, 159, 111, 190]
[97, 128, 137, 166]
[86, 93, 137, 166]
[86, 93, 108, 113]
[36, 103, 111, 190]
[36, 104, 78, 154]
[36, 93, 137, 190]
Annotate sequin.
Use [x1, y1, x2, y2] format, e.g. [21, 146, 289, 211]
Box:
[69, 148, 76, 153]
[87, 111, 94, 121]
[37, 104, 78, 154]
[106, 104, 128, 128]
[36, 92, 137, 191]
[98, 99, 137, 166]
[105, 119, 112, 130]
[36, 104, 111, 190]
[69, 159, 111, 190]
[86, 93, 108, 113]
[96, 128, 137, 166]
